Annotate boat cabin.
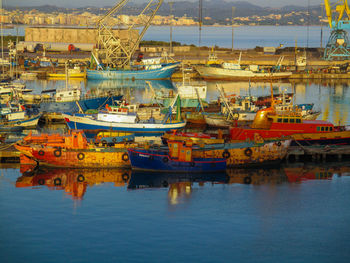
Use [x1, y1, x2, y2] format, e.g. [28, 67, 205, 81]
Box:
[55, 88, 81, 102]
[267, 114, 334, 133]
[168, 140, 193, 162]
[63, 130, 88, 149]
[223, 95, 258, 113]
[106, 104, 137, 115]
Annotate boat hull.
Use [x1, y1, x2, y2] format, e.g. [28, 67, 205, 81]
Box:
[2, 114, 41, 129]
[192, 139, 291, 167]
[128, 148, 226, 173]
[62, 113, 186, 134]
[39, 95, 122, 113]
[230, 127, 350, 146]
[47, 73, 86, 79]
[16, 144, 131, 168]
[204, 114, 232, 128]
[87, 62, 180, 80]
[196, 65, 292, 81]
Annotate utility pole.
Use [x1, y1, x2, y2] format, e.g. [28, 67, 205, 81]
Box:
[320, 3, 324, 49]
[198, 0, 203, 49]
[0, 0, 4, 78]
[231, 6, 235, 52]
[169, 1, 174, 55]
[307, 0, 310, 48]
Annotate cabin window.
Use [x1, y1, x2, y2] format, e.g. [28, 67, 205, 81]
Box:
[277, 118, 282, 123]
[330, 127, 333, 131]
[321, 127, 325, 131]
[317, 127, 320, 131]
[289, 118, 295, 123]
[296, 119, 301, 123]
[283, 118, 288, 123]
[325, 127, 329, 131]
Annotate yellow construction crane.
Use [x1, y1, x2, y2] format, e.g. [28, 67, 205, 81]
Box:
[324, 0, 350, 60]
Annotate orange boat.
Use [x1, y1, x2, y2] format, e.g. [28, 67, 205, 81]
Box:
[15, 130, 134, 168]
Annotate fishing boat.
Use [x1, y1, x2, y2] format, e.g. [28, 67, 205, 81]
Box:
[62, 95, 186, 135]
[87, 61, 180, 80]
[191, 138, 291, 167]
[15, 130, 134, 168]
[203, 113, 236, 128]
[0, 81, 32, 95]
[229, 107, 350, 146]
[20, 72, 38, 80]
[39, 87, 123, 113]
[162, 131, 224, 145]
[95, 131, 135, 145]
[128, 139, 227, 173]
[157, 64, 208, 109]
[47, 65, 86, 79]
[130, 135, 290, 169]
[196, 53, 292, 81]
[0, 104, 41, 129]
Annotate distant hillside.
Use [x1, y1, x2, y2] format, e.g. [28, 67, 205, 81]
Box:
[5, 0, 323, 25]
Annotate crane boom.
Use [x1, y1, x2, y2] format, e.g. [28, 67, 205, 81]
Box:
[324, 0, 350, 29]
[323, 0, 350, 60]
[95, 0, 163, 68]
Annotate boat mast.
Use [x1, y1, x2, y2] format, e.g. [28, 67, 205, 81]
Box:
[0, 0, 4, 78]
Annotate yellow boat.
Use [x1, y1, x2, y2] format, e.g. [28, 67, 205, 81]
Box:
[47, 66, 86, 79]
[47, 72, 86, 79]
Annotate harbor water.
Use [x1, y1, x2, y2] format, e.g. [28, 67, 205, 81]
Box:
[1, 164, 350, 262]
[7, 25, 330, 49]
[1, 78, 350, 262]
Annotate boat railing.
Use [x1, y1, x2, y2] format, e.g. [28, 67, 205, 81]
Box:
[40, 93, 119, 103]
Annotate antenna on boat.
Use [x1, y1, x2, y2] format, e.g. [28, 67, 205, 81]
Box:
[270, 80, 275, 108]
[0, 0, 4, 79]
[65, 61, 68, 89]
[248, 78, 251, 97]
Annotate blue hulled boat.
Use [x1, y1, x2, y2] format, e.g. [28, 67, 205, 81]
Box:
[87, 62, 180, 80]
[62, 112, 186, 135]
[39, 87, 123, 113]
[127, 141, 226, 173]
[62, 95, 186, 135]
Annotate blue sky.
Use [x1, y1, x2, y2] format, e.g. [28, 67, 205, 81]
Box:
[7, 0, 322, 8]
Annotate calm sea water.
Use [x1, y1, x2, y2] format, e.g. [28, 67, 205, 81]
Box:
[1, 164, 350, 262]
[7, 25, 330, 49]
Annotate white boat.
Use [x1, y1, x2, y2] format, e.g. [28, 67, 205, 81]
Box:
[62, 95, 186, 135]
[203, 114, 234, 128]
[0, 81, 32, 95]
[196, 52, 292, 81]
[20, 72, 38, 80]
[0, 105, 41, 129]
[196, 64, 292, 81]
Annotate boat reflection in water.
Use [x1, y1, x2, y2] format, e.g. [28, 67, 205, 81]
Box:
[16, 167, 132, 200]
[86, 79, 175, 90]
[227, 162, 350, 185]
[86, 79, 175, 104]
[15, 162, 350, 201]
[128, 171, 229, 205]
